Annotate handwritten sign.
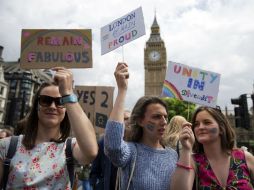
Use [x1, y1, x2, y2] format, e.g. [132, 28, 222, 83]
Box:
[75, 86, 114, 129]
[20, 29, 92, 69]
[162, 61, 221, 107]
[101, 7, 146, 55]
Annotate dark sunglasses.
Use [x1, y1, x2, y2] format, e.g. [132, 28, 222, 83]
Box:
[38, 95, 64, 108]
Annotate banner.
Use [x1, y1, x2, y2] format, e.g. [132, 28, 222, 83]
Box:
[162, 61, 221, 107]
[20, 29, 92, 69]
[101, 7, 146, 55]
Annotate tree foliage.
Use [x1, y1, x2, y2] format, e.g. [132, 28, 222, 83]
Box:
[161, 97, 196, 122]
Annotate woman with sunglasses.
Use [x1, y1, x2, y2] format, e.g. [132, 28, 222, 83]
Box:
[0, 67, 98, 189]
[104, 63, 178, 190]
[170, 106, 254, 190]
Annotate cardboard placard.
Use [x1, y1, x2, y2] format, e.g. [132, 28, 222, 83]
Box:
[75, 86, 96, 122]
[162, 61, 221, 107]
[101, 7, 146, 55]
[75, 86, 114, 129]
[20, 29, 92, 69]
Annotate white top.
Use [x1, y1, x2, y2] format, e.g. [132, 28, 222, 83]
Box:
[0, 135, 76, 189]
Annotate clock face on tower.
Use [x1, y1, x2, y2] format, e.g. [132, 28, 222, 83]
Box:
[149, 51, 161, 62]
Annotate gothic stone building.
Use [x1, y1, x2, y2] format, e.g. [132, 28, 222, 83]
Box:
[1, 46, 52, 128]
[144, 16, 167, 96]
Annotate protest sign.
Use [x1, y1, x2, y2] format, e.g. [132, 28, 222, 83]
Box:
[20, 29, 92, 69]
[75, 86, 114, 129]
[75, 86, 96, 122]
[162, 61, 221, 107]
[101, 7, 145, 55]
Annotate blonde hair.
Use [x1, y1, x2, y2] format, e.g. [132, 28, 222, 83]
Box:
[163, 115, 187, 149]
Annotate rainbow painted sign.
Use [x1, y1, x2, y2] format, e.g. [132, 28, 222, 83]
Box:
[162, 61, 221, 107]
[20, 29, 92, 69]
[101, 7, 146, 55]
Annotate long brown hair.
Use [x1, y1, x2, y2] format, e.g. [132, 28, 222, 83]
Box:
[22, 82, 70, 150]
[128, 96, 168, 142]
[192, 106, 236, 153]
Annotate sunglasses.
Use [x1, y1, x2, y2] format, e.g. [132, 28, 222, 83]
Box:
[38, 95, 64, 108]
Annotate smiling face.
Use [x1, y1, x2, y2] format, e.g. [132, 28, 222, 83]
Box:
[139, 103, 168, 141]
[37, 85, 66, 129]
[193, 110, 221, 145]
[191, 106, 236, 153]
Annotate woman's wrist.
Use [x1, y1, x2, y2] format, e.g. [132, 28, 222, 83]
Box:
[178, 149, 192, 165]
[180, 147, 192, 155]
[117, 89, 127, 99]
[176, 162, 194, 170]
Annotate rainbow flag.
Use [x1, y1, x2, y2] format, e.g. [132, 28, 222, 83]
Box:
[162, 80, 183, 100]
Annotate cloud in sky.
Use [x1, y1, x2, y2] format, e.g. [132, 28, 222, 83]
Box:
[1, 0, 254, 111]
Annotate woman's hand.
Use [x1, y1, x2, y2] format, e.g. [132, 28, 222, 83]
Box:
[52, 67, 73, 96]
[114, 63, 129, 91]
[179, 122, 195, 151]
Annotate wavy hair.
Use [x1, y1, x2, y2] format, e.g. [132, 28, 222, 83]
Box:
[22, 82, 70, 150]
[191, 106, 236, 154]
[128, 96, 168, 143]
[162, 115, 187, 149]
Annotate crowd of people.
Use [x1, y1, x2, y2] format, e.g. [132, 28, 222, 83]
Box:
[0, 64, 254, 189]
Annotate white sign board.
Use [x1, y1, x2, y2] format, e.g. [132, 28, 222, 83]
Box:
[101, 7, 146, 55]
[162, 61, 221, 107]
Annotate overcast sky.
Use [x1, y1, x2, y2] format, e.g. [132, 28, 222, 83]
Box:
[1, 0, 254, 112]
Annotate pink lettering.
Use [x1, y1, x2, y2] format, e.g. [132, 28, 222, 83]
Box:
[27, 52, 36, 62]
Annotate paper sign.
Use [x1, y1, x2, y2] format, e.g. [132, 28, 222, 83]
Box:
[161, 61, 221, 107]
[94, 86, 114, 128]
[75, 86, 95, 122]
[101, 7, 146, 55]
[20, 29, 92, 69]
[75, 86, 114, 129]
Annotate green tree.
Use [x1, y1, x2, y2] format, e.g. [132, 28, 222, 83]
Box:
[161, 97, 196, 122]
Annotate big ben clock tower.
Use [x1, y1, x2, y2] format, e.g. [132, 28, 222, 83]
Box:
[144, 16, 167, 96]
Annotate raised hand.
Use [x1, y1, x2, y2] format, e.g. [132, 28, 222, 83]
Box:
[179, 122, 195, 151]
[114, 62, 129, 91]
[52, 67, 74, 96]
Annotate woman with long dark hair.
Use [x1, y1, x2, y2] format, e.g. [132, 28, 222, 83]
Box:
[0, 67, 98, 189]
[104, 63, 177, 190]
[171, 106, 254, 189]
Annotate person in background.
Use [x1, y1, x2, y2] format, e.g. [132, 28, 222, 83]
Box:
[77, 164, 92, 190]
[123, 110, 131, 141]
[90, 110, 131, 190]
[0, 128, 13, 139]
[162, 115, 188, 155]
[104, 63, 177, 190]
[0, 67, 98, 189]
[171, 106, 254, 189]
